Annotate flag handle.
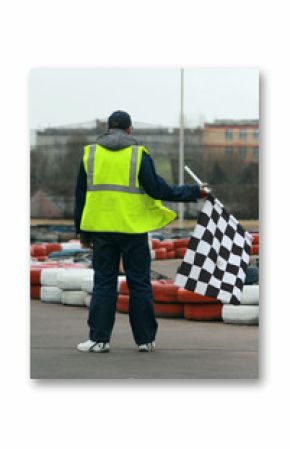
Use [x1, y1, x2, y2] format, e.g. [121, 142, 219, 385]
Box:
[184, 165, 210, 193]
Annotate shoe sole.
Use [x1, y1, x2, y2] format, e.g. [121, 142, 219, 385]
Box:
[138, 346, 155, 352]
[91, 348, 110, 353]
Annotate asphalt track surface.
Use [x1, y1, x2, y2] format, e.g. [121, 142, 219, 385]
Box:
[31, 259, 259, 379]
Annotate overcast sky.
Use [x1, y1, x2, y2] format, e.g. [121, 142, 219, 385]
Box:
[29, 68, 259, 130]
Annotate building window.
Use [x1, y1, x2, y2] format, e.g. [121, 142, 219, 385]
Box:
[239, 130, 247, 139]
[253, 130, 259, 139]
[225, 129, 233, 140]
[239, 146, 247, 157]
[253, 146, 259, 158]
[225, 146, 233, 156]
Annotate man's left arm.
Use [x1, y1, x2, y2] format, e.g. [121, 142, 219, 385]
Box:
[74, 161, 92, 248]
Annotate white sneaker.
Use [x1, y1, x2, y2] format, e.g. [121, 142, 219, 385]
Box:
[77, 340, 110, 353]
[92, 342, 110, 353]
[138, 341, 156, 352]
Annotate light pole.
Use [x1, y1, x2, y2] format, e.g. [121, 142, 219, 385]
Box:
[178, 68, 184, 228]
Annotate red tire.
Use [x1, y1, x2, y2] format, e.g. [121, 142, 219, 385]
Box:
[119, 280, 129, 295]
[250, 244, 259, 255]
[119, 279, 173, 296]
[116, 294, 129, 314]
[151, 239, 161, 249]
[166, 250, 176, 259]
[184, 303, 222, 321]
[46, 243, 62, 254]
[153, 281, 179, 303]
[154, 248, 167, 259]
[251, 233, 259, 245]
[30, 268, 41, 285]
[31, 244, 48, 257]
[36, 256, 48, 262]
[174, 238, 190, 249]
[177, 288, 220, 304]
[175, 247, 187, 258]
[31, 285, 41, 300]
[154, 303, 184, 318]
[159, 240, 174, 251]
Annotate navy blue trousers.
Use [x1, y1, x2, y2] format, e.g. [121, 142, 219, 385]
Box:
[88, 232, 158, 345]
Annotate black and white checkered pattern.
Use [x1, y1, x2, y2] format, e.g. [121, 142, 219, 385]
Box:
[175, 194, 252, 304]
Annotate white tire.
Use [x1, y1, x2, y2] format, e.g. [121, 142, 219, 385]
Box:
[117, 275, 126, 292]
[240, 285, 259, 305]
[81, 273, 94, 293]
[84, 293, 92, 308]
[60, 242, 81, 250]
[222, 305, 259, 325]
[61, 290, 87, 306]
[56, 268, 93, 290]
[41, 286, 62, 303]
[41, 268, 65, 287]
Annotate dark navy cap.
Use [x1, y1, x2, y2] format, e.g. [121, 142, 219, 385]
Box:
[108, 110, 132, 130]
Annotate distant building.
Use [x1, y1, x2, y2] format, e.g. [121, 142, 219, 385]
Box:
[202, 119, 259, 162]
[30, 118, 259, 219]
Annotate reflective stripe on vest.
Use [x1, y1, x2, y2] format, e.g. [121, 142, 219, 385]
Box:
[86, 144, 144, 194]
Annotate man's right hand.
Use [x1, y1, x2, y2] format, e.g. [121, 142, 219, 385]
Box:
[199, 183, 211, 198]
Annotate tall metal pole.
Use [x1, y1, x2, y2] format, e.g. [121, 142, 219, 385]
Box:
[178, 68, 185, 228]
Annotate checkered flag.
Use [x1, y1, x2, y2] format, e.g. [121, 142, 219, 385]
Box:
[175, 194, 252, 304]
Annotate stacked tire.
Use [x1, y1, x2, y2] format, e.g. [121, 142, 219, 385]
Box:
[56, 268, 93, 306]
[30, 262, 60, 299]
[222, 285, 259, 325]
[117, 279, 184, 318]
[177, 289, 223, 321]
[30, 263, 88, 305]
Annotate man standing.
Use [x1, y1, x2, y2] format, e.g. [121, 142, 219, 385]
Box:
[75, 111, 207, 353]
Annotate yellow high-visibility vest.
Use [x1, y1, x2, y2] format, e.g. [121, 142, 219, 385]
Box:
[80, 144, 176, 233]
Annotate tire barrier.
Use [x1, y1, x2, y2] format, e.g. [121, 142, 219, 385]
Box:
[222, 305, 259, 325]
[81, 274, 94, 293]
[31, 285, 41, 300]
[84, 293, 92, 308]
[30, 236, 259, 325]
[166, 251, 175, 259]
[40, 268, 65, 287]
[61, 290, 87, 306]
[116, 294, 184, 318]
[117, 294, 129, 314]
[154, 303, 184, 318]
[56, 268, 93, 290]
[31, 268, 42, 286]
[153, 281, 179, 303]
[184, 303, 223, 321]
[251, 233, 259, 245]
[177, 288, 221, 304]
[240, 285, 259, 305]
[154, 248, 167, 260]
[173, 238, 190, 248]
[31, 235, 260, 263]
[175, 247, 187, 258]
[40, 287, 62, 304]
[60, 241, 82, 250]
[31, 244, 48, 258]
[46, 243, 62, 254]
[250, 244, 259, 255]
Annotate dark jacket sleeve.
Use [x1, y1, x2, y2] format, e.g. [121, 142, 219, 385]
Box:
[74, 161, 87, 235]
[138, 152, 200, 202]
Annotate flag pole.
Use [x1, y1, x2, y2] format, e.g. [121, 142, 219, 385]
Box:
[178, 68, 185, 228]
[184, 165, 210, 193]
